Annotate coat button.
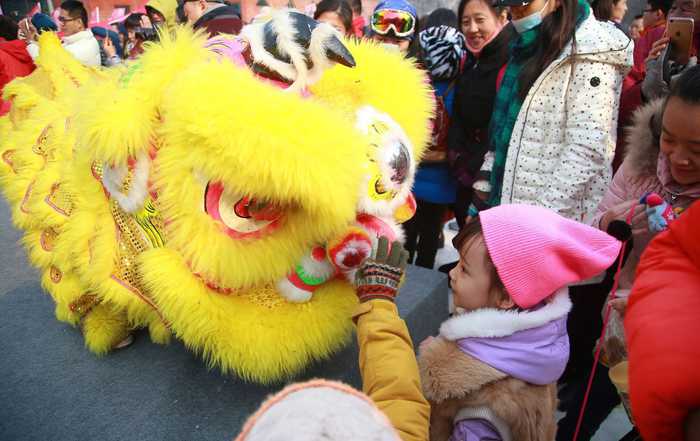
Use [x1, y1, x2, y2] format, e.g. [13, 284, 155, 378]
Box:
[590, 77, 601, 87]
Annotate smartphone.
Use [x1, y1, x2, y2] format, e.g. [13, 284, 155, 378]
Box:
[667, 17, 694, 65]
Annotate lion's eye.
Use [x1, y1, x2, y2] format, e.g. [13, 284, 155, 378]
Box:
[386, 139, 410, 185]
[204, 181, 283, 239]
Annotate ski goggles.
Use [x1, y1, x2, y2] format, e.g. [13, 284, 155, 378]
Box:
[371, 9, 416, 38]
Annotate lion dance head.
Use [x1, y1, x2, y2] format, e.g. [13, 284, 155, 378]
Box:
[0, 16, 432, 383]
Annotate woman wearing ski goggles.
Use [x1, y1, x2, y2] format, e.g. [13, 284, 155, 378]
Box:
[370, 0, 417, 54]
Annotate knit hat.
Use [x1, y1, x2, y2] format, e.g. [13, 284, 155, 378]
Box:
[479, 204, 621, 309]
[31, 13, 58, 34]
[418, 25, 466, 81]
[236, 379, 400, 441]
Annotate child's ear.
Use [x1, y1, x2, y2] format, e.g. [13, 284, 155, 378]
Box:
[495, 293, 516, 310]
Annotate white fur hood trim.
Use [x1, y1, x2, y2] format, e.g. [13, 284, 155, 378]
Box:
[440, 288, 572, 341]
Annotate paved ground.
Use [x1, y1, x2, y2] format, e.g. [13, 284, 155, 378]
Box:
[0, 198, 37, 297]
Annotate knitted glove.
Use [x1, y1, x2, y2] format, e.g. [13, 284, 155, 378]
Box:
[642, 48, 697, 101]
[641, 192, 675, 232]
[355, 237, 409, 303]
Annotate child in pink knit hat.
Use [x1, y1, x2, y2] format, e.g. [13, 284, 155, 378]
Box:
[418, 204, 621, 441]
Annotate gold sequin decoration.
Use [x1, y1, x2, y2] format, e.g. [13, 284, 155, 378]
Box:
[112, 201, 150, 255]
[91, 161, 103, 181]
[32, 125, 52, 159]
[45, 183, 73, 217]
[69, 293, 100, 316]
[240, 284, 286, 309]
[1, 149, 16, 173]
[50, 265, 62, 283]
[40, 227, 58, 251]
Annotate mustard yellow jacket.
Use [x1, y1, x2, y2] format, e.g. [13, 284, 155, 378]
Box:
[353, 299, 431, 441]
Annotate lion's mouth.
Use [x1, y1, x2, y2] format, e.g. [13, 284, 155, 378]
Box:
[204, 181, 284, 239]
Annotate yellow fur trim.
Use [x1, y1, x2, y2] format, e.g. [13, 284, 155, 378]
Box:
[139, 247, 357, 383]
[155, 58, 365, 290]
[311, 39, 434, 161]
[82, 303, 130, 355]
[74, 28, 212, 167]
[40, 266, 83, 326]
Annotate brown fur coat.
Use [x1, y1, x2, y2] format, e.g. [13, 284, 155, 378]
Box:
[417, 290, 573, 441]
[418, 337, 558, 441]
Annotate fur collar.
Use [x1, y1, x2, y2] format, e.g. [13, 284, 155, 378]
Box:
[440, 288, 571, 341]
[419, 338, 507, 403]
[623, 98, 664, 177]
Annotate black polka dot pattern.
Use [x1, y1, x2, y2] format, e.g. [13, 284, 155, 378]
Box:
[495, 15, 634, 221]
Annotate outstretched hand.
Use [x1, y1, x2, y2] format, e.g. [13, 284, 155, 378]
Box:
[355, 237, 409, 303]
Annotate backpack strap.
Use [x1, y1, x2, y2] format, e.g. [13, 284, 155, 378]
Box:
[454, 406, 512, 441]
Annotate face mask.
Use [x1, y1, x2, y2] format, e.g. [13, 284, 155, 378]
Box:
[511, 0, 550, 34]
[380, 42, 401, 53]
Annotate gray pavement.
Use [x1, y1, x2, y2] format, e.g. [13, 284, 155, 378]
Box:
[0, 197, 37, 297]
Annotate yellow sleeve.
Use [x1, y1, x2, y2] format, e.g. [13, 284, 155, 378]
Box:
[353, 299, 430, 441]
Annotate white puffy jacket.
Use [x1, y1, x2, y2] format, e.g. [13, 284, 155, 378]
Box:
[484, 14, 633, 222]
[28, 29, 101, 67]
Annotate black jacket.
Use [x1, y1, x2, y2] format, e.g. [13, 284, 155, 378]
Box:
[447, 24, 515, 189]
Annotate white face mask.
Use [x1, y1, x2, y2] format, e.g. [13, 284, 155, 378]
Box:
[512, 0, 550, 33]
[380, 42, 401, 53]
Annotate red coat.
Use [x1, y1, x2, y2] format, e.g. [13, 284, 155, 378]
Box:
[0, 38, 35, 115]
[626, 199, 700, 441]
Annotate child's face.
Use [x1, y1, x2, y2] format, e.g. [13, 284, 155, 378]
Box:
[448, 235, 512, 312]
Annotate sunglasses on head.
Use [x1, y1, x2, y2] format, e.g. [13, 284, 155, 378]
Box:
[371, 9, 416, 38]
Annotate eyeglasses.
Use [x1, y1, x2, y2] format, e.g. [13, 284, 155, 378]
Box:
[371, 9, 416, 38]
[58, 16, 79, 23]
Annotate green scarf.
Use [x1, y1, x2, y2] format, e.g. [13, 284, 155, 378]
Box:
[486, 0, 590, 208]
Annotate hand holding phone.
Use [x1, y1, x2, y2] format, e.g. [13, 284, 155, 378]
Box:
[667, 17, 694, 65]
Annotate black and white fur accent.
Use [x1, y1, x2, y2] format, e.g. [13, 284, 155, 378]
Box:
[241, 9, 355, 92]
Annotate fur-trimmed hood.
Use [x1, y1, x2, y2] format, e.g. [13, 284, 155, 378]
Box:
[623, 98, 664, 178]
[420, 289, 571, 403]
[440, 289, 571, 387]
[622, 98, 700, 201]
[440, 288, 571, 340]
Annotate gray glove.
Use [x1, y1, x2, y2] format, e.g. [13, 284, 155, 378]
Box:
[642, 48, 697, 101]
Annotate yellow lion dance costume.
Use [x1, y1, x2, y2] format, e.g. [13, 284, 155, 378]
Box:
[0, 16, 432, 383]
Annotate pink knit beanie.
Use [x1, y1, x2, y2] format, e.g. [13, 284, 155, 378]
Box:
[479, 204, 621, 309]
